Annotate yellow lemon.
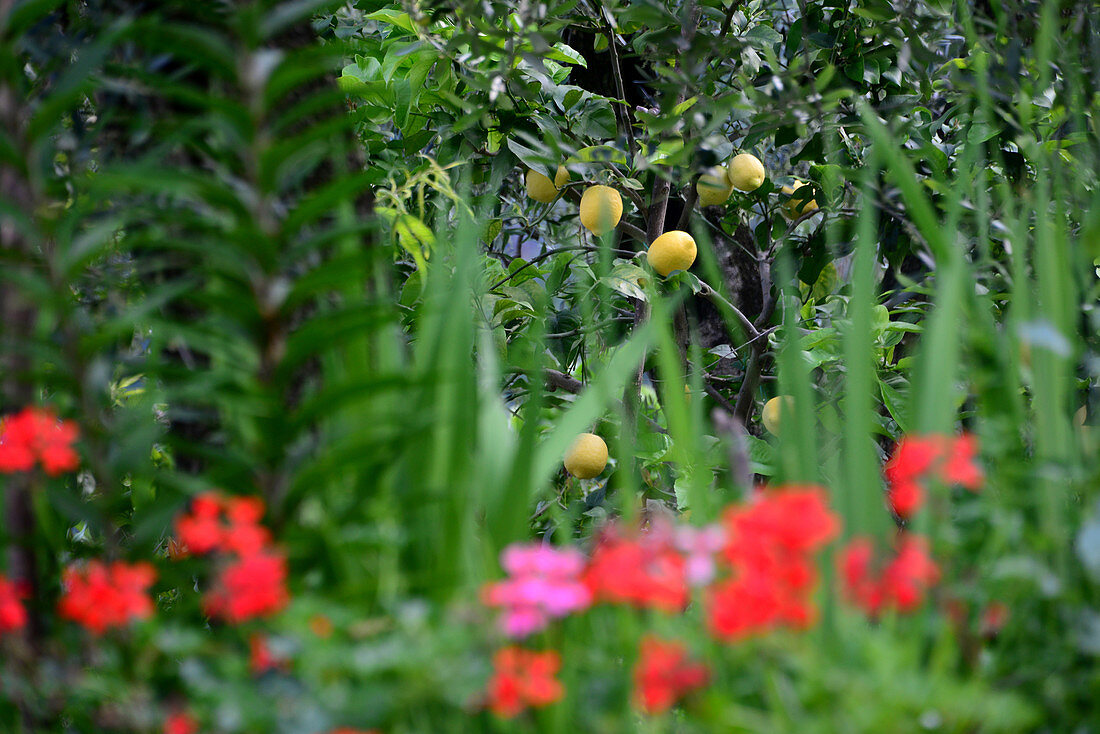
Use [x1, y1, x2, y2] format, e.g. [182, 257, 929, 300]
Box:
[727, 153, 766, 192]
[762, 395, 794, 436]
[781, 180, 819, 218]
[696, 166, 734, 206]
[564, 433, 608, 479]
[526, 165, 570, 203]
[646, 230, 697, 276]
[579, 185, 623, 236]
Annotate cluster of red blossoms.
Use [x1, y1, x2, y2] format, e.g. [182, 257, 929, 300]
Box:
[885, 433, 983, 519]
[708, 486, 839, 640]
[0, 407, 79, 476]
[172, 491, 289, 623]
[835, 433, 985, 617]
[632, 636, 709, 714]
[839, 536, 940, 616]
[58, 560, 157, 634]
[485, 646, 564, 718]
[480, 444, 976, 719]
[482, 485, 840, 717]
[584, 522, 691, 612]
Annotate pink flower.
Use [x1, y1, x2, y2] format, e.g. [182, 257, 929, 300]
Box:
[673, 523, 727, 586]
[482, 543, 591, 637]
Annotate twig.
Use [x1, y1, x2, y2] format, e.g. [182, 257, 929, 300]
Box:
[718, 0, 743, 39]
[543, 368, 668, 435]
[605, 26, 637, 163]
[618, 219, 649, 246]
[711, 407, 753, 491]
[487, 245, 634, 292]
[647, 174, 671, 241]
[695, 279, 759, 341]
[676, 182, 698, 232]
[546, 368, 584, 393]
[704, 381, 737, 415]
[735, 249, 778, 423]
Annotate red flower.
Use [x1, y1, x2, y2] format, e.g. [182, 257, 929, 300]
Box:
[706, 554, 817, 640]
[882, 536, 940, 612]
[883, 434, 984, 517]
[0, 407, 79, 475]
[175, 492, 226, 556]
[838, 538, 884, 615]
[886, 479, 924, 519]
[249, 632, 290, 674]
[883, 436, 944, 488]
[942, 433, 983, 490]
[632, 636, 709, 714]
[164, 711, 198, 734]
[0, 420, 34, 472]
[839, 535, 939, 616]
[173, 492, 271, 557]
[221, 520, 272, 557]
[723, 485, 839, 556]
[203, 550, 289, 623]
[583, 523, 688, 612]
[58, 560, 156, 634]
[0, 575, 27, 634]
[980, 602, 1009, 637]
[485, 647, 563, 718]
[707, 485, 839, 641]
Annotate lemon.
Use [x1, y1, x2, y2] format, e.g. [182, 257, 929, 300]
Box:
[727, 153, 766, 192]
[781, 180, 818, 218]
[526, 165, 570, 203]
[579, 185, 623, 236]
[696, 166, 733, 206]
[646, 230, 697, 277]
[761, 395, 793, 436]
[564, 433, 608, 478]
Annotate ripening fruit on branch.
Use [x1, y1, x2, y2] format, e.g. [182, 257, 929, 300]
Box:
[646, 230, 697, 277]
[579, 185, 623, 236]
[762, 395, 793, 436]
[727, 153, 766, 192]
[564, 433, 608, 478]
[781, 180, 818, 218]
[526, 166, 570, 203]
[696, 166, 734, 206]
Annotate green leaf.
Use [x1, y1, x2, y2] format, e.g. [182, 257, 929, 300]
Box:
[745, 24, 783, 49]
[569, 145, 629, 166]
[507, 136, 556, 171]
[603, 262, 650, 301]
[547, 42, 587, 67]
[365, 8, 419, 34]
[744, 435, 776, 476]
